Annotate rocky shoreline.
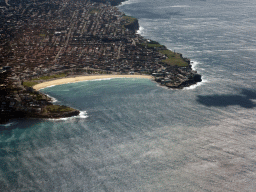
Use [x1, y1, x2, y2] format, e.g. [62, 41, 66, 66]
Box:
[115, 0, 202, 88]
[26, 107, 80, 119]
[0, 68, 80, 125]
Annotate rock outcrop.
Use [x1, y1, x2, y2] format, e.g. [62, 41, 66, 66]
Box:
[123, 18, 139, 33]
[0, 68, 80, 124]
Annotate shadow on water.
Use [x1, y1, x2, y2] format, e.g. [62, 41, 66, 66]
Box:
[196, 89, 256, 108]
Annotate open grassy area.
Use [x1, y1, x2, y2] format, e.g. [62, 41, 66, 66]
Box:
[122, 15, 137, 23]
[89, 8, 100, 14]
[32, 73, 67, 81]
[159, 50, 189, 67]
[139, 39, 189, 67]
[46, 105, 75, 113]
[122, 15, 137, 28]
[146, 43, 164, 48]
[22, 81, 39, 87]
[140, 40, 166, 49]
[23, 73, 67, 87]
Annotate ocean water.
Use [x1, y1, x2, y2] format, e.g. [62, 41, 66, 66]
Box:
[1, 0, 256, 191]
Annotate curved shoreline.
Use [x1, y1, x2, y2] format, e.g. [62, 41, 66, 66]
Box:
[33, 75, 152, 90]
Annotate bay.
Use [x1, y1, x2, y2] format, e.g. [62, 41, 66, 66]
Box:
[1, 0, 256, 191]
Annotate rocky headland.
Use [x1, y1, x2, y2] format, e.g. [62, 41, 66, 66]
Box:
[0, 68, 79, 124]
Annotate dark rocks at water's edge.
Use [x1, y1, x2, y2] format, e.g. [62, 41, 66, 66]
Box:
[0, 69, 80, 124]
[123, 17, 139, 33]
[91, 0, 128, 6]
[0, 108, 80, 125]
[27, 107, 80, 119]
[153, 62, 202, 89]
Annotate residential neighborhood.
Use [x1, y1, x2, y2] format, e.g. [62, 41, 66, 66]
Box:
[0, 0, 201, 86]
[0, 0, 201, 123]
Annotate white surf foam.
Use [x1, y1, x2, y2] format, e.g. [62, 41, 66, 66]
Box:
[44, 94, 58, 103]
[182, 60, 207, 90]
[136, 26, 144, 35]
[78, 111, 88, 119]
[184, 78, 208, 90]
[40, 85, 56, 90]
[48, 111, 88, 121]
[190, 60, 200, 71]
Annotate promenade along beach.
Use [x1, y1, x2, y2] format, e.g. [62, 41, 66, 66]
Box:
[33, 75, 152, 90]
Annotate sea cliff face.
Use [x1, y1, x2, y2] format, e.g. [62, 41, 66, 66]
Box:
[122, 16, 139, 33]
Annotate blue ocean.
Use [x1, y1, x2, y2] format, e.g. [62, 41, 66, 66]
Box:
[1, 0, 256, 191]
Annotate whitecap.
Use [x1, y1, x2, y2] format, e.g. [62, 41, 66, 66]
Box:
[184, 78, 208, 90]
[49, 117, 70, 121]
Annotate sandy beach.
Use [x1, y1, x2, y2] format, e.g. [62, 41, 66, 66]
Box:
[33, 75, 152, 90]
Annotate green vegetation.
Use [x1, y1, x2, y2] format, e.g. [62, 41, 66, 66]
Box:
[23, 73, 67, 87]
[39, 34, 46, 37]
[122, 15, 137, 24]
[23, 81, 39, 87]
[46, 105, 75, 113]
[89, 8, 100, 14]
[146, 43, 164, 48]
[159, 50, 189, 67]
[122, 15, 137, 28]
[138, 40, 188, 67]
[140, 40, 166, 49]
[32, 73, 67, 81]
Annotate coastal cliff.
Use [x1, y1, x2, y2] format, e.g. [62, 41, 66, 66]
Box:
[138, 40, 202, 89]
[122, 15, 139, 33]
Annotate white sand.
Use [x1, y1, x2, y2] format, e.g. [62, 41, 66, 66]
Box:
[33, 75, 152, 90]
